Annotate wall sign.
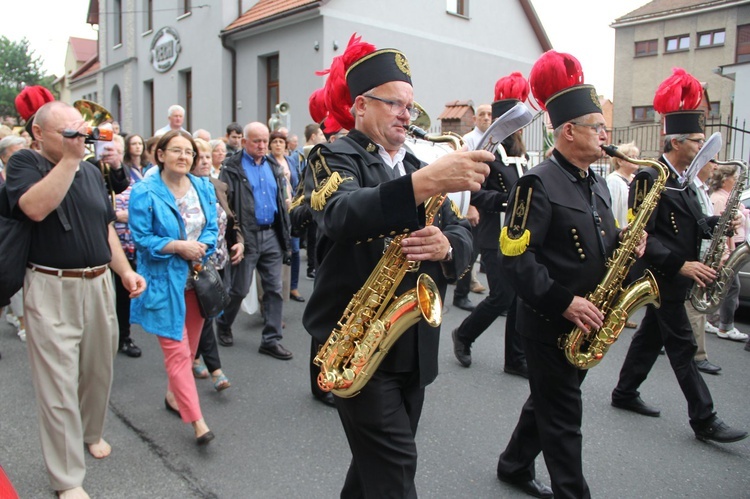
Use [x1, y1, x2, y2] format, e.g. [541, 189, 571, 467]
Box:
[150, 27, 181, 73]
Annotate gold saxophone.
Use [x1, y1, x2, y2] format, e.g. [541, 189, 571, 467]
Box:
[689, 159, 749, 313]
[561, 145, 667, 369]
[314, 127, 461, 398]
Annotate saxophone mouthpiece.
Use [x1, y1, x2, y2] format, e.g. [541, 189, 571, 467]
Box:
[407, 124, 428, 139]
[601, 144, 623, 159]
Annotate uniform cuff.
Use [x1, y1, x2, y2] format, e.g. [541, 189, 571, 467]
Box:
[660, 253, 685, 278]
[381, 175, 420, 227]
[541, 282, 575, 318]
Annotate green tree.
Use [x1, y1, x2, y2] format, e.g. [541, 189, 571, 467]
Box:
[0, 36, 57, 122]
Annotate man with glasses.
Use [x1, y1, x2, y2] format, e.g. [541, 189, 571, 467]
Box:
[611, 68, 747, 444]
[217, 122, 293, 359]
[495, 51, 631, 498]
[302, 36, 492, 497]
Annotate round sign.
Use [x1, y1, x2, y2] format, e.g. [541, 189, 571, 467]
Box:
[150, 27, 181, 73]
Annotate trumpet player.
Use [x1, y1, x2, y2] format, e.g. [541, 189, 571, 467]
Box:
[611, 68, 747, 444]
[302, 34, 491, 498]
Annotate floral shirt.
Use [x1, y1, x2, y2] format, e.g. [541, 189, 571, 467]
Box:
[176, 184, 206, 288]
[211, 202, 229, 270]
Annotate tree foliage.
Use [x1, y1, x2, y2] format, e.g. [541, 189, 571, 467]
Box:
[0, 36, 57, 122]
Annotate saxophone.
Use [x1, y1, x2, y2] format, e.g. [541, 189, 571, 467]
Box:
[561, 145, 668, 369]
[314, 128, 461, 398]
[689, 159, 749, 313]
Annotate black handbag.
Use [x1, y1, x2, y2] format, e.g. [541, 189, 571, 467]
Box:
[191, 260, 230, 319]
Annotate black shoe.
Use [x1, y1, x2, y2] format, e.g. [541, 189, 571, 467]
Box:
[119, 338, 142, 358]
[259, 343, 293, 360]
[611, 396, 661, 417]
[695, 359, 722, 375]
[695, 418, 748, 443]
[497, 475, 553, 499]
[217, 328, 233, 347]
[196, 430, 215, 446]
[290, 291, 306, 302]
[306, 269, 316, 280]
[453, 296, 476, 312]
[452, 328, 472, 367]
[313, 392, 336, 407]
[504, 363, 529, 379]
[745, 341, 750, 352]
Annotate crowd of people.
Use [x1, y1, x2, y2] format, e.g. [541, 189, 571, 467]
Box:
[1, 39, 750, 499]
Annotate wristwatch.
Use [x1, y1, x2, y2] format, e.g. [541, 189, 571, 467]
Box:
[442, 245, 453, 262]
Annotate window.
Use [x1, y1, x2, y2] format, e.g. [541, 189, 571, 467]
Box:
[183, 70, 192, 131]
[113, 0, 122, 46]
[144, 80, 154, 136]
[182, 0, 191, 15]
[447, 0, 467, 16]
[698, 29, 725, 48]
[146, 0, 153, 31]
[737, 24, 750, 63]
[665, 35, 690, 52]
[632, 106, 655, 122]
[635, 39, 658, 57]
[266, 55, 279, 124]
[708, 101, 721, 120]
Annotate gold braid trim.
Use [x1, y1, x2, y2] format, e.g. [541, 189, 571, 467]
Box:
[449, 199, 463, 219]
[626, 208, 635, 224]
[500, 226, 530, 256]
[311, 171, 347, 211]
[289, 194, 305, 212]
[614, 217, 620, 229]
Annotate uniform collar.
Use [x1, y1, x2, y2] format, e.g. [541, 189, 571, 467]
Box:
[552, 149, 596, 183]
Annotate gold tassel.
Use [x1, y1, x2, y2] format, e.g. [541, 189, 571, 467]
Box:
[500, 226, 530, 256]
[449, 200, 463, 219]
[626, 208, 635, 224]
[311, 171, 345, 211]
[614, 217, 620, 229]
[289, 194, 304, 212]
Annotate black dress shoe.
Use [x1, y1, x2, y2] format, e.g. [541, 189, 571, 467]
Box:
[695, 418, 748, 443]
[313, 392, 336, 407]
[119, 338, 142, 358]
[504, 363, 529, 379]
[289, 292, 306, 302]
[497, 475, 553, 499]
[196, 430, 215, 446]
[611, 396, 661, 417]
[452, 328, 472, 367]
[259, 343, 293, 360]
[217, 328, 233, 347]
[453, 296, 476, 312]
[306, 269, 316, 280]
[695, 359, 722, 374]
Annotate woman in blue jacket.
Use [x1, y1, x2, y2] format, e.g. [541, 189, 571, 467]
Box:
[129, 130, 218, 445]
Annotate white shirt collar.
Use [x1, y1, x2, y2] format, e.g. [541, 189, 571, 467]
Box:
[377, 144, 407, 177]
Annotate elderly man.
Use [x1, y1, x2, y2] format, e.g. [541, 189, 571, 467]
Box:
[5, 101, 146, 499]
[217, 122, 292, 358]
[611, 68, 747, 445]
[302, 36, 492, 497]
[155, 104, 186, 135]
[0, 135, 26, 185]
[495, 51, 638, 499]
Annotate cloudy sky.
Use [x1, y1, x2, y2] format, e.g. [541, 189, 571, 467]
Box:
[4, 0, 649, 99]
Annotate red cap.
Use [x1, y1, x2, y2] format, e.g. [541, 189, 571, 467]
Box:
[15, 86, 55, 121]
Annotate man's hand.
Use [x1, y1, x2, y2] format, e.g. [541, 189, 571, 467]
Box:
[412, 150, 493, 204]
[61, 120, 88, 162]
[100, 144, 122, 169]
[401, 226, 451, 262]
[230, 242, 244, 265]
[121, 271, 147, 298]
[679, 261, 716, 287]
[562, 296, 604, 333]
[466, 205, 480, 227]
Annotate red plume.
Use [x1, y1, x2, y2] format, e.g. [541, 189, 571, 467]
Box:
[528, 50, 584, 111]
[15, 85, 55, 121]
[324, 33, 375, 131]
[309, 88, 327, 123]
[494, 72, 529, 102]
[322, 114, 342, 135]
[653, 68, 702, 113]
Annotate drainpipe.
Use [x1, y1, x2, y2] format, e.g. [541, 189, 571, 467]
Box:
[220, 34, 237, 123]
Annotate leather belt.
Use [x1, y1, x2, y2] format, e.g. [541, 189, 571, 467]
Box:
[257, 224, 273, 231]
[28, 264, 109, 279]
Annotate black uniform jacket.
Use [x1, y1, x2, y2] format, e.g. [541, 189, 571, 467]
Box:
[501, 150, 620, 345]
[628, 156, 718, 302]
[220, 150, 291, 263]
[302, 129, 473, 388]
[471, 145, 528, 249]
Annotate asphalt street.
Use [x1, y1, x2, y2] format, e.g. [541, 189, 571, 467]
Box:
[1, 261, 749, 498]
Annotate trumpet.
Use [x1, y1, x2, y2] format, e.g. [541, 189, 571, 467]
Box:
[73, 100, 116, 208]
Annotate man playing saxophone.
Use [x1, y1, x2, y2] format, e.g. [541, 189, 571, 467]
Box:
[302, 34, 492, 498]
[496, 51, 645, 499]
[611, 68, 747, 444]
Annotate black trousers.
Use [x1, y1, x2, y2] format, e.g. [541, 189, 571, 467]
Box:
[195, 268, 224, 373]
[497, 335, 590, 499]
[612, 301, 715, 428]
[453, 229, 480, 301]
[335, 369, 424, 499]
[113, 259, 136, 347]
[455, 248, 524, 367]
[306, 221, 317, 274]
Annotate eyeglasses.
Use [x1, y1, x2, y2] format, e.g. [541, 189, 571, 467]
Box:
[684, 137, 705, 145]
[570, 122, 608, 134]
[362, 94, 420, 121]
[166, 148, 197, 158]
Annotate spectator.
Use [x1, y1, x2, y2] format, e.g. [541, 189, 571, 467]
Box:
[225, 122, 243, 156]
[155, 105, 186, 136]
[208, 139, 226, 179]
[605, 141, 639, 229]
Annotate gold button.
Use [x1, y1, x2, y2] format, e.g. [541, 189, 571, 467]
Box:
[575, 242, 580, 247]
[571, 228, 577, 234]
[578, 248, 583, 254]
[601, 230, 606, 236]
[390, 231, 396, 236]
[366, 238, 373, 242]
[378, 234, 384, 238]
[573, 235, 579, 240]
[580, 254, 586, 260]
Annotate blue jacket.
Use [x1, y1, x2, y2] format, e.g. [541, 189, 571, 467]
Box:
[129, 172, 218, 340]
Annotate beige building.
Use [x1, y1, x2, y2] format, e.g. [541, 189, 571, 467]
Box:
[52, 37, 98, 104]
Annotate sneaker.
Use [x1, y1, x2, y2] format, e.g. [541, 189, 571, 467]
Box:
[717, 328, 749, 342]
[704, 322, 720, 334]
[5, 313, 20, 330]
[119, 338, 142, 358]
[17, 329, 26, 343]
[306, 269, 316, 280]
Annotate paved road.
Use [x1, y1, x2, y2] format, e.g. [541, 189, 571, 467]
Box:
[1, 264, 749, 498]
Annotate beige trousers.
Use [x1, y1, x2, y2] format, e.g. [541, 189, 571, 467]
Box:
[685, 301, 707, 361]
[24, 268, 118, 491]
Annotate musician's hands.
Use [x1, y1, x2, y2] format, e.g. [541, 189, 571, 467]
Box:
[679, 261, 717, 287]
[401, 226, 451, 262]
[412, 150, 493, 204]
[563, 296, 604, 333]
[466, 205, 480, 227]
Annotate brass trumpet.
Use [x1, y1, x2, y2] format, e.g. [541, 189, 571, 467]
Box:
[73, 100, 116, 207]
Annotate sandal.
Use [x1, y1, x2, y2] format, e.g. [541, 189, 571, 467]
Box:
[212, 372, 231, 392]
[193, 361, 209, 379]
